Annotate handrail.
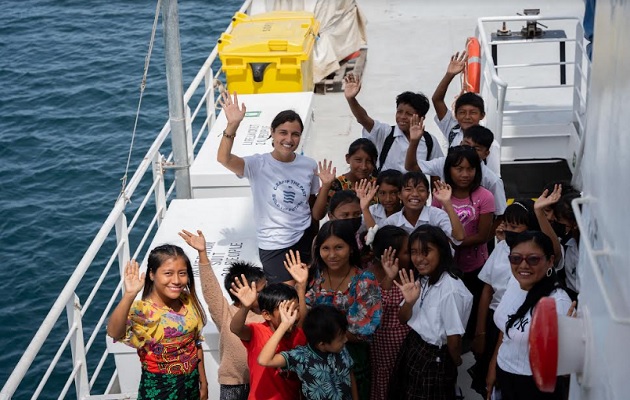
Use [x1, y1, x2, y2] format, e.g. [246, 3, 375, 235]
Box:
[0, 0, 252, 397]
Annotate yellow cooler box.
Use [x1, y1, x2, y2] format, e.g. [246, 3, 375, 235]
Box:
[218, 11, 319, 94]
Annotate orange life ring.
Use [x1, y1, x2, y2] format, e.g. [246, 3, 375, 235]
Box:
[464, 37, 481, 93]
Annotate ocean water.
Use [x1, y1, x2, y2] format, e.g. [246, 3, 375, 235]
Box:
[0, 0, 240, 397]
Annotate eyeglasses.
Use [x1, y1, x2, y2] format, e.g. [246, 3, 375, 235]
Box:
[508, 254, 545, 266]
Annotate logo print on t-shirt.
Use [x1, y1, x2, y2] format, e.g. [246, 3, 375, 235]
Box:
[514, 317, 529, 332]
[272, 179, 307, 212]
[453, 204, 476, 226]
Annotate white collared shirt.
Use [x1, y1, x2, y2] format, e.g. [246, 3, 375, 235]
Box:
[478, 240, 511, 310]
[363, 120, 443, 172]
[406, 273, 473, 346]
[382, 206, 463, 245]
[368, 203, 389, 227]
[494, 277, 572, 375]
[418, 157, 507, 215]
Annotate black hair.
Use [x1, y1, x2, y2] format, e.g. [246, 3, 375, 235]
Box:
[505, 231, 561, 337]
[257, 283, 298, 314]
[224, 261, 265, 305]
[463, 125, 494, 149]
[329, 190, 360, 216]
[347, 138, 378, 166]
[454, 92, 485, 114]
[271, 110, 303, 132]
[144, 244, 207, 326]
[376, 169, 403, 190]
[372, 225, 408, 259]
[401, 171, 430, 191]
[542, 181, 579, 196]
[504, 199, 540, 231]
[444, 145, 482, 196]
[553, 192, 580, 224]
[408, 225, 459, 284]
[396, 91, 430, 117]
[312, 220, 361, 274]
[303, 305, 348, 347]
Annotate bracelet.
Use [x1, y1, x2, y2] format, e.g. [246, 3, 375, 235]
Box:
[222, 130, 236, 139]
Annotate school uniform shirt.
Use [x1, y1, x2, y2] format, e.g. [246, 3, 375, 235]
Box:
[477, 240, 512, 310]
[368, 203, 388, 227]
[382, 206, 463, 245]
[242, 153, 320, 250]
[559, 238, 580, 293]
[494, 277, 572, 375]
[281, 344, 354, 400]
[242, 323, 307, 400]
[434, 187, 495, 272]
[363, 120, 443, 172]
[418, 157, 507, 215]
[434, 109, 501, 176]
[406, 274, 473, 347]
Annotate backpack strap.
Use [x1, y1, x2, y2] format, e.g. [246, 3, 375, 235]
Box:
[377, 126, 396, 173]
[424, 130, 434, 161]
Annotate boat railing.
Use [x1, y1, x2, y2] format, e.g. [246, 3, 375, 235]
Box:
[476, 15, 590, 168]
[0, 1, 252, 398]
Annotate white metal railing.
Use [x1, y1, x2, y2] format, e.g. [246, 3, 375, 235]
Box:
[0, 0, 252, 398]
[475, 16, 591, 153]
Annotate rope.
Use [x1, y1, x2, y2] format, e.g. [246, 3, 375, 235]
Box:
[119, 0, 162, 202]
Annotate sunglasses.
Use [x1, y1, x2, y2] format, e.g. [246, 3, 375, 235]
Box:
[508, 254, 545, 267]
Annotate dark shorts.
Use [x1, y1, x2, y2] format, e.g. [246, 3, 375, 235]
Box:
[259, 230, 314, 284]
[220, 384, 249, 400]
[496, 367, 565, 400]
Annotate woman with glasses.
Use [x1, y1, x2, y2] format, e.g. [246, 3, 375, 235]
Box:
[485, 231, 573, 400]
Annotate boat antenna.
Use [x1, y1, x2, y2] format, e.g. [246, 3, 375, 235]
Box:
[119, 0, 162, 202]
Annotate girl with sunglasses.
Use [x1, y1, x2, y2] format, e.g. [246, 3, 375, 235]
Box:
[486, 231, 572, 400]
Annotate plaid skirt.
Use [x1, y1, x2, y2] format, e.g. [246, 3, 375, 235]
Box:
[137, 368, 200, 400]
[388, 330, 458, 400]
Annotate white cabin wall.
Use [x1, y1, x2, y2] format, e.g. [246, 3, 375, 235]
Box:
[570, 0, 630, 398]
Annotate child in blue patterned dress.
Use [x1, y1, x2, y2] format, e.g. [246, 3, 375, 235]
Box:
[258, 303, 358, 400]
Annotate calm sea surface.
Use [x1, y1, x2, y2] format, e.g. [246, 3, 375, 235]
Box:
[0, 0, 240, 396]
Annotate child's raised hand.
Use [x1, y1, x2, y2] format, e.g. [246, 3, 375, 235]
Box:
[284, 250, 308, 287]
[179, 229, 206, 252]
[344, 73, 362, 99]
[355, 179, 378, 210]
[394, 268, 421, 304]
[534, 184, 562, 211]
[495, 221, 506, 242]
[317, 159, 337, 186]
[123, 260, 145, 296]
[381, 246, 400, 281]
[219, 91, 246, 126]
[409, 114, 425, 141]
[279, 300, 298, 327]
[432, 180, 453, 205]
[229, 274, 258, 308]
[446, 51, 467, 76]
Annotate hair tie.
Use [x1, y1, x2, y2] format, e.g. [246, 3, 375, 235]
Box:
[512, 201, 529, 212]
[365, 225, 379, 248]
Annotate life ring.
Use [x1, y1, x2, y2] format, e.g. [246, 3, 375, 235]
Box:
[464, 37, 481, 93]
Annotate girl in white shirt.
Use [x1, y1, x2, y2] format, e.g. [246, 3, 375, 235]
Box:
[388, 225, 473, 400]
[217, 92, 320, 284]
[487, 231, 572, 400]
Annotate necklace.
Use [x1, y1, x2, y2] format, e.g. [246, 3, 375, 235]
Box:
[418, 278, 431, 309]
[326, 267, 352, 293]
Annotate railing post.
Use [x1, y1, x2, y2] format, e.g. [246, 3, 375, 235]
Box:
[204, 67, 216, 135]
[153, 153, 168, 223]
[66, 294, 90, 399]
[573, 22, 586, 129]
[114, 213, 131, 277]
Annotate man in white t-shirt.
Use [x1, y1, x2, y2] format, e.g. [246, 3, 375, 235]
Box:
[343, 73, 443, 174]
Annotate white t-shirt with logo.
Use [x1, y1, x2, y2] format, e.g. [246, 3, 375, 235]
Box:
[494, 277, 572, 375]
[242, 153, 319, 250]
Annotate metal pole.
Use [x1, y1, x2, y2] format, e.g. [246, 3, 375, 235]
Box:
[161, 0, 191, 199]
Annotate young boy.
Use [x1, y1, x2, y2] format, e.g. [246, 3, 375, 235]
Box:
[380, 171, 465, 245]
[405, 126, 508, 215]
[432, 51, 501, 175]
[230, 278, 307, 400]
[180, 229, 267, 400]
[344, 73, 443, 173]
[258, 304, 358, 400]
[369, 169, 403, 226]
